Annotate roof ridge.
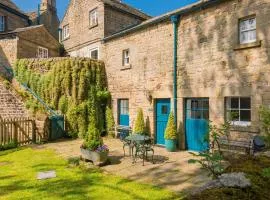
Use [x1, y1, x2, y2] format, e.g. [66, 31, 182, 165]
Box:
[107, 0, 151, 18]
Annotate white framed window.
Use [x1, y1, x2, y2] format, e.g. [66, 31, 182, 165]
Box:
[123, 49, 130, 66]
[37, 47, 49, 58]
[90, 47, 99, 59]
[62, 24, 70, 40]
[225, 97, 251, 126]
[239, 17, 256, 44]
[0, 16, 6, 32]
[89, 9, 98, 27]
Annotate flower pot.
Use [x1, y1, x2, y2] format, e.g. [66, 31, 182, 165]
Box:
[80, 147, 108, 166]
[165, 139, 177, 152]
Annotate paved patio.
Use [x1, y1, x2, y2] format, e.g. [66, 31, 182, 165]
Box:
[38, 138, 211, 194]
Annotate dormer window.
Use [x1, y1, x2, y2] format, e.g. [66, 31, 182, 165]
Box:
[0, 16, 6, 32]
[89, 9, 98, 27]
[239, 17, 256, 44]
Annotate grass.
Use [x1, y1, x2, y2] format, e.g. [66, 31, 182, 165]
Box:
[0, 148, 180, 200]
[188, 155, 270, 200]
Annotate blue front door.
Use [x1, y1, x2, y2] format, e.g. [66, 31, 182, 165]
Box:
[156, 99, 171, 145]
[118, 99, 129, 126]
[185, 98, 209, 152]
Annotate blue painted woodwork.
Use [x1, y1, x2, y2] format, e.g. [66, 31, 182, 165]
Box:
[119, 99, 129, 126]
[156, 99, 171, 145]
[185, 99, 209, 152]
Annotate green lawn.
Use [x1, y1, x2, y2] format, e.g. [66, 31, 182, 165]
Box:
[0, 148, 180, 200]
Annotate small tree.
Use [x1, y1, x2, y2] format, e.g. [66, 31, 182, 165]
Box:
[164, 112, 177, 140]
[106, 106, 115, 138]
[134, 108, 145, 135]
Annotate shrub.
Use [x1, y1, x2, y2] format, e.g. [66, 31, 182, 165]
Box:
[58, 95, 69, 114]
[134, 108, 145, 135]
[106, 106, 115, 137]
[259, 106, 270, 147]
[0, 141, 18, 151]
[14, 58, 108, 139]
[188, 121, 231, 179]
[164, 112, 177, 140]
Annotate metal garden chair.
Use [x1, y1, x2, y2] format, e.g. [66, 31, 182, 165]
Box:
[133, 137, 155, 166]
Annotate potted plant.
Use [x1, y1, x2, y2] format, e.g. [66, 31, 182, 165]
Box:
[80, 100, 109, 165]
[164, 112, 177, 152]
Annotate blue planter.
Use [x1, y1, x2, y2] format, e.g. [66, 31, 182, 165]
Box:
[165, 139, 177, 152]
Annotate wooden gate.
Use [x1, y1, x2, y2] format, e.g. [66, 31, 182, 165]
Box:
[0, 118, 36, 146]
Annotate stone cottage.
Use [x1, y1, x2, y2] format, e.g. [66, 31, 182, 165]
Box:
[62, 0, 270, 151]
[0, 0, 59, 73]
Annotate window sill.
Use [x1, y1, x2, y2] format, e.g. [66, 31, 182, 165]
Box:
[234, 40, 261, 51]
[120, 64, 132, 71]
[89, 24, 98, 29]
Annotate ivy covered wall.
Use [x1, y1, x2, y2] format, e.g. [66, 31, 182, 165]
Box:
[14, 58, 110, 138]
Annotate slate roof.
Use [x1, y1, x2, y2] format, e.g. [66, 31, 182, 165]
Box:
[0, 0, 22, 12]
[104, 0, 225, 41]
[102, 0, 151, 20]
[0, 0, 29, 20]
[62, 0, 151, 23]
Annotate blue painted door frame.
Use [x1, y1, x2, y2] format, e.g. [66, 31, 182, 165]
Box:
[155, 99, 171, 145]
[118, 99, 129, 126]
[185, 98, 209, 152]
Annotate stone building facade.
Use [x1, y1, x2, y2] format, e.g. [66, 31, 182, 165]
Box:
[60, 0, 150, 58]
[62, 0, 270, 150]
[0, 0, 59, 72]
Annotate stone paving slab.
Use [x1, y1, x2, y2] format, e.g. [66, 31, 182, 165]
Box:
[38, 138, 211, 193]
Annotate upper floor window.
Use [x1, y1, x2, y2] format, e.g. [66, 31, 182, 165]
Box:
[62, 24, 70, 40]
[90, 47, 99, 59]
[239, 17, 256, 44]
[123, 49, 130, 66]
[89, 9, 98, 27]
[225, 97, 251, 126]
[37, 47, 49, 58]
[0, 16, 6, 32]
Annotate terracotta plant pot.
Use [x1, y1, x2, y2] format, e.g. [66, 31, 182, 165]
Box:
[80, 147, 108, 166]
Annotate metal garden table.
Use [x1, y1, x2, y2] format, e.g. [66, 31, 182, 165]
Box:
[125, 134, 152, 165]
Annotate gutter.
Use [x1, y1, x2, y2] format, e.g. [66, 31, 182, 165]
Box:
[103, 0, 225, 42]
[171, 15, 180, 124]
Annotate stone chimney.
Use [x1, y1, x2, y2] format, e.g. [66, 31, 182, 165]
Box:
[39, 0, 59, 40]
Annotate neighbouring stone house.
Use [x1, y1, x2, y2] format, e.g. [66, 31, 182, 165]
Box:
[60, 0, 150, 59]
[62, 0, 270, 150]
[0, 0, 59, 72]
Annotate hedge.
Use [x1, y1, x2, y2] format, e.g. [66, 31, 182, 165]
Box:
[14, 58, 109, 138]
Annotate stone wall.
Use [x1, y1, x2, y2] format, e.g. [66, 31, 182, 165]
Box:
[103, 0, 270, 147]
[177, 0, 270, 131]
[0, 36, 18, 68]
[104, 5, 144, 37]
[0, 8, 29, 32]
[17, 26, 59, 59]
[0, 81, 28, 119]
[60, 0, 105, 53]
[104, 21, 174, 136]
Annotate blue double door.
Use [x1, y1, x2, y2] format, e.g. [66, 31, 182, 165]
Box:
[185, 98, 209, 152]
[156, 99, 171, 145]
[118, 99, 129, 126]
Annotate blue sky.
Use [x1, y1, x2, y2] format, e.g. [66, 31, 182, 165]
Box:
[13, 0, 198, 20]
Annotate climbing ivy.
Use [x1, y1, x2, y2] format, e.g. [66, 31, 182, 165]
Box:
[14, 58, 109, 139]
